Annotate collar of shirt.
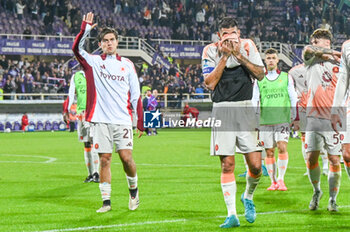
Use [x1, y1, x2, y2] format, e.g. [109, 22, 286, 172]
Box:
[101, 54, 122, 61]
[265, 69, 280, 81]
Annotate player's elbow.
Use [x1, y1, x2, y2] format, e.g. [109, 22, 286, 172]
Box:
[255, 70, 264, 81]
[205, 82, 215, 91]
[204, 76, 214, 90]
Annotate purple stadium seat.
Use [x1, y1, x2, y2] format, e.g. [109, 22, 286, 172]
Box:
[44, 121, 52, 131]
[13, 121, 21, 131]
[0, 123, 4, 131]
[5, 122, 12, 129]
[36, 121, 44, 131]
[52, 121, 59, 131]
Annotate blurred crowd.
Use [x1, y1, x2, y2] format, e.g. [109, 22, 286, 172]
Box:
[0, 0, 348, 44]
[245, 0, 348, 44]
[139, 62, 208, 107]
[0, 55, 208, 104]
[0, 55, 73, 99]
[1, 0, 348, 104]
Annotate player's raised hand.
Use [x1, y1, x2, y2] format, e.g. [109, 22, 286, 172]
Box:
[83, 12, 98, 29]
[231, 38, 242, 60]
[331, 113, 342, 134]
[332, 50, 341, 63]
[219, 40, 233, 58]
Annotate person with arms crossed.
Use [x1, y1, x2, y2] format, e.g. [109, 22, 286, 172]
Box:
[68, 70, 100, 183]
[331, 39, 350, 179]
[72, 12, 144, 213]
[202, 17, 264, 228]
[252, 48, 299, 191]
[303, 29, 342, 212]
[289, 63, 329, 176]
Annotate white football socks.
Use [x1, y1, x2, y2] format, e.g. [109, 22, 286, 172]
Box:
[266, 157, 277, 183]
[221, 173, 237, 216]
[277, 153, 288, 181]
[126, 174, 138, 190]
[328, 164, 341, 201]
[307, 162, 321, 192]
[99, 182, 111, 201]
[244, 170, 261, 200]
[92, 151, 99, 174]
[84, 147, 93, 175]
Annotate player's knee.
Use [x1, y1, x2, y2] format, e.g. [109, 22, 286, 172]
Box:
[277, 146, 287, 154]
[342, 145, 350, 161]
[249, 165, 261, 176]
[343, 154, 350, 162]
[100, 155, 111, 167]
[307, 152, 318, 163]
[307, 157, 317, 166]
[121, 155, 134, 167]
[221, 161, 234, 173]
[266, 149, 274, 157]
[328, 155, 340, 166]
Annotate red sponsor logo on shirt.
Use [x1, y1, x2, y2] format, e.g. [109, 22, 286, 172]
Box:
[95, 143, 99, 149]
[304, 143, 308, 149]
[340, 134, 344, 141]
[215, 144, 219, 151]
[100, 71, 125, 81]
[333, 67, 339, 73]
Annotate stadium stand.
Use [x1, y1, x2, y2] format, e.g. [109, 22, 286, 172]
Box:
[13, 121, 21, 131]
[44, 120, 52, 130]
[36, 121, 44, 131]
[52, 121, 59, 130]
[0, 0, 348, 43]
[5, 121, 12, 129]
[0, 0, 349, 130]
[0, 56, 206, 103]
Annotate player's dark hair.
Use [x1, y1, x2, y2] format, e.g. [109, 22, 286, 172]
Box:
[265, 48, 278, 55]
[310, 29, 333, 42]
[98, 27, 118, 42]
[218, 17, 238, 30]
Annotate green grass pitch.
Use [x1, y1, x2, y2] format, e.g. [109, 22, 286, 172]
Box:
[0, 129, 349, 231]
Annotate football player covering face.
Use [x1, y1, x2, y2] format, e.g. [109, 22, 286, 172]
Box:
[303, 29, 342, 212]
[310, 37, 330, 49]
[203, 17, 265, 228]
[217, 27, 240, 58]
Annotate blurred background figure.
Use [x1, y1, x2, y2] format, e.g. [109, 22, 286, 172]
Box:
[21, 112, 28, 131]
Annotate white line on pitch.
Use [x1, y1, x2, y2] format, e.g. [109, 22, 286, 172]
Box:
[0, 154, 57, 163]
[0, 158, 334, 170]
[36, 205, 350, 232]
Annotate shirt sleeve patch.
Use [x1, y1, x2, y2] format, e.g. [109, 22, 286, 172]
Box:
[203, 67, 214, 74]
